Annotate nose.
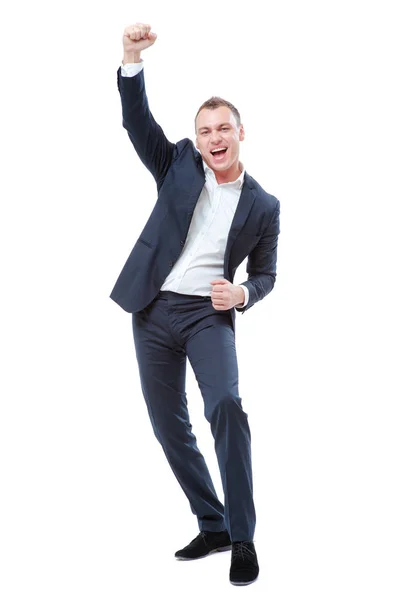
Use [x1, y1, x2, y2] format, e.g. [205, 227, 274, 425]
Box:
[210, 129, 222, 144]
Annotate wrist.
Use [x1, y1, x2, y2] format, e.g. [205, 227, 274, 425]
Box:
[122, 51, 141, 64]
[235, 286, 245, 307]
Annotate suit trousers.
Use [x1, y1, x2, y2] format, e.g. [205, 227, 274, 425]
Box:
[132, 290, 256, 542]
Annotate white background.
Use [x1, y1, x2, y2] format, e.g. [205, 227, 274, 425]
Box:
[1, 0, 398, 598]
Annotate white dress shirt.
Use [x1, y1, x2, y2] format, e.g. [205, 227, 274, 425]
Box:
[120, 61, 249, 307]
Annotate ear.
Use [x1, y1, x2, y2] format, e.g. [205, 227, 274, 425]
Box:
[239, 124, 245, 142]
[195, 136, 199, 149]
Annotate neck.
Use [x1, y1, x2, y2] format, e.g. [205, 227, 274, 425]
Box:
[213, 162, 243, 185]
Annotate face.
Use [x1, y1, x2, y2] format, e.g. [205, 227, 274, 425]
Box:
[195, 106, 245, 177]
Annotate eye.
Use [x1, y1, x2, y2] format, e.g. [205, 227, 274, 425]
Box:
[221, 127, 229, 131]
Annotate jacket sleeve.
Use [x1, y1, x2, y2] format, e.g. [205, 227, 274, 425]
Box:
[117, 67, 175, 188]
[236, 199, 280, 313]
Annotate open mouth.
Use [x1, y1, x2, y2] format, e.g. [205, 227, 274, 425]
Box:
[210, 147, 228, 158]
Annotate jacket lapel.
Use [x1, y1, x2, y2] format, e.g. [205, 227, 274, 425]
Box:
[224, 176, 256, 272]
[176, 152, 206, 226]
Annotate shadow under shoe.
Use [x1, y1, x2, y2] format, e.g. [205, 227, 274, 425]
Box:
[175, 530, 232, 560]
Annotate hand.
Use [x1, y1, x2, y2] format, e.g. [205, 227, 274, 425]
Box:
[123, 23, 157, 54]
[210, 279, 244, 311]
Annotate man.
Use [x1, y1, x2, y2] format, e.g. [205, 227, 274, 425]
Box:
[110, 22, 280, 586]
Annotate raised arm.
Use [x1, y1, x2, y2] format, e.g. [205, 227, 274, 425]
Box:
[119, 23, 175, 186]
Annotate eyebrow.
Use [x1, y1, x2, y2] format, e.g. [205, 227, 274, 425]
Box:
[198, 122, 232, 132]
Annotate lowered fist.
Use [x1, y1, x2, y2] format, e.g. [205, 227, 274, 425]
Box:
[123, 23, 157, 54]
[210, 279, 245, 311]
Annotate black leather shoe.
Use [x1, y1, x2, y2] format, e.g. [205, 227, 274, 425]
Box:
[229, 541, 259, 585]
[175, 530, 231, 560]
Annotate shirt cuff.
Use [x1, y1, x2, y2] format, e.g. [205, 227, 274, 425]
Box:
[120, 60, 144, 77]
[237, 285, 249, 307]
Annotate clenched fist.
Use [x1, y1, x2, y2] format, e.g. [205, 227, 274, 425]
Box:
[210, 279, 245, 311]
[123, 22, 157, 54]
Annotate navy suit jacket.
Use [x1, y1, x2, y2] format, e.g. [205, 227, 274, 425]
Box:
[110, 67, 280, 329]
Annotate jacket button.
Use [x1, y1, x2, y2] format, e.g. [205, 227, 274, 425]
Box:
[169, 261, 173, 267]
[180, 240, 184, 246]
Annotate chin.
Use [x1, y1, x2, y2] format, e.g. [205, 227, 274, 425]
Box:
[209, 157, 232, 169]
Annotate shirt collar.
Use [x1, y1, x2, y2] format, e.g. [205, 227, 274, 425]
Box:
[202, 160, 245, 190]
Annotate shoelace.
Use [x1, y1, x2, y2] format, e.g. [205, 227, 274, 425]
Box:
[232, 542, 255, 561]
